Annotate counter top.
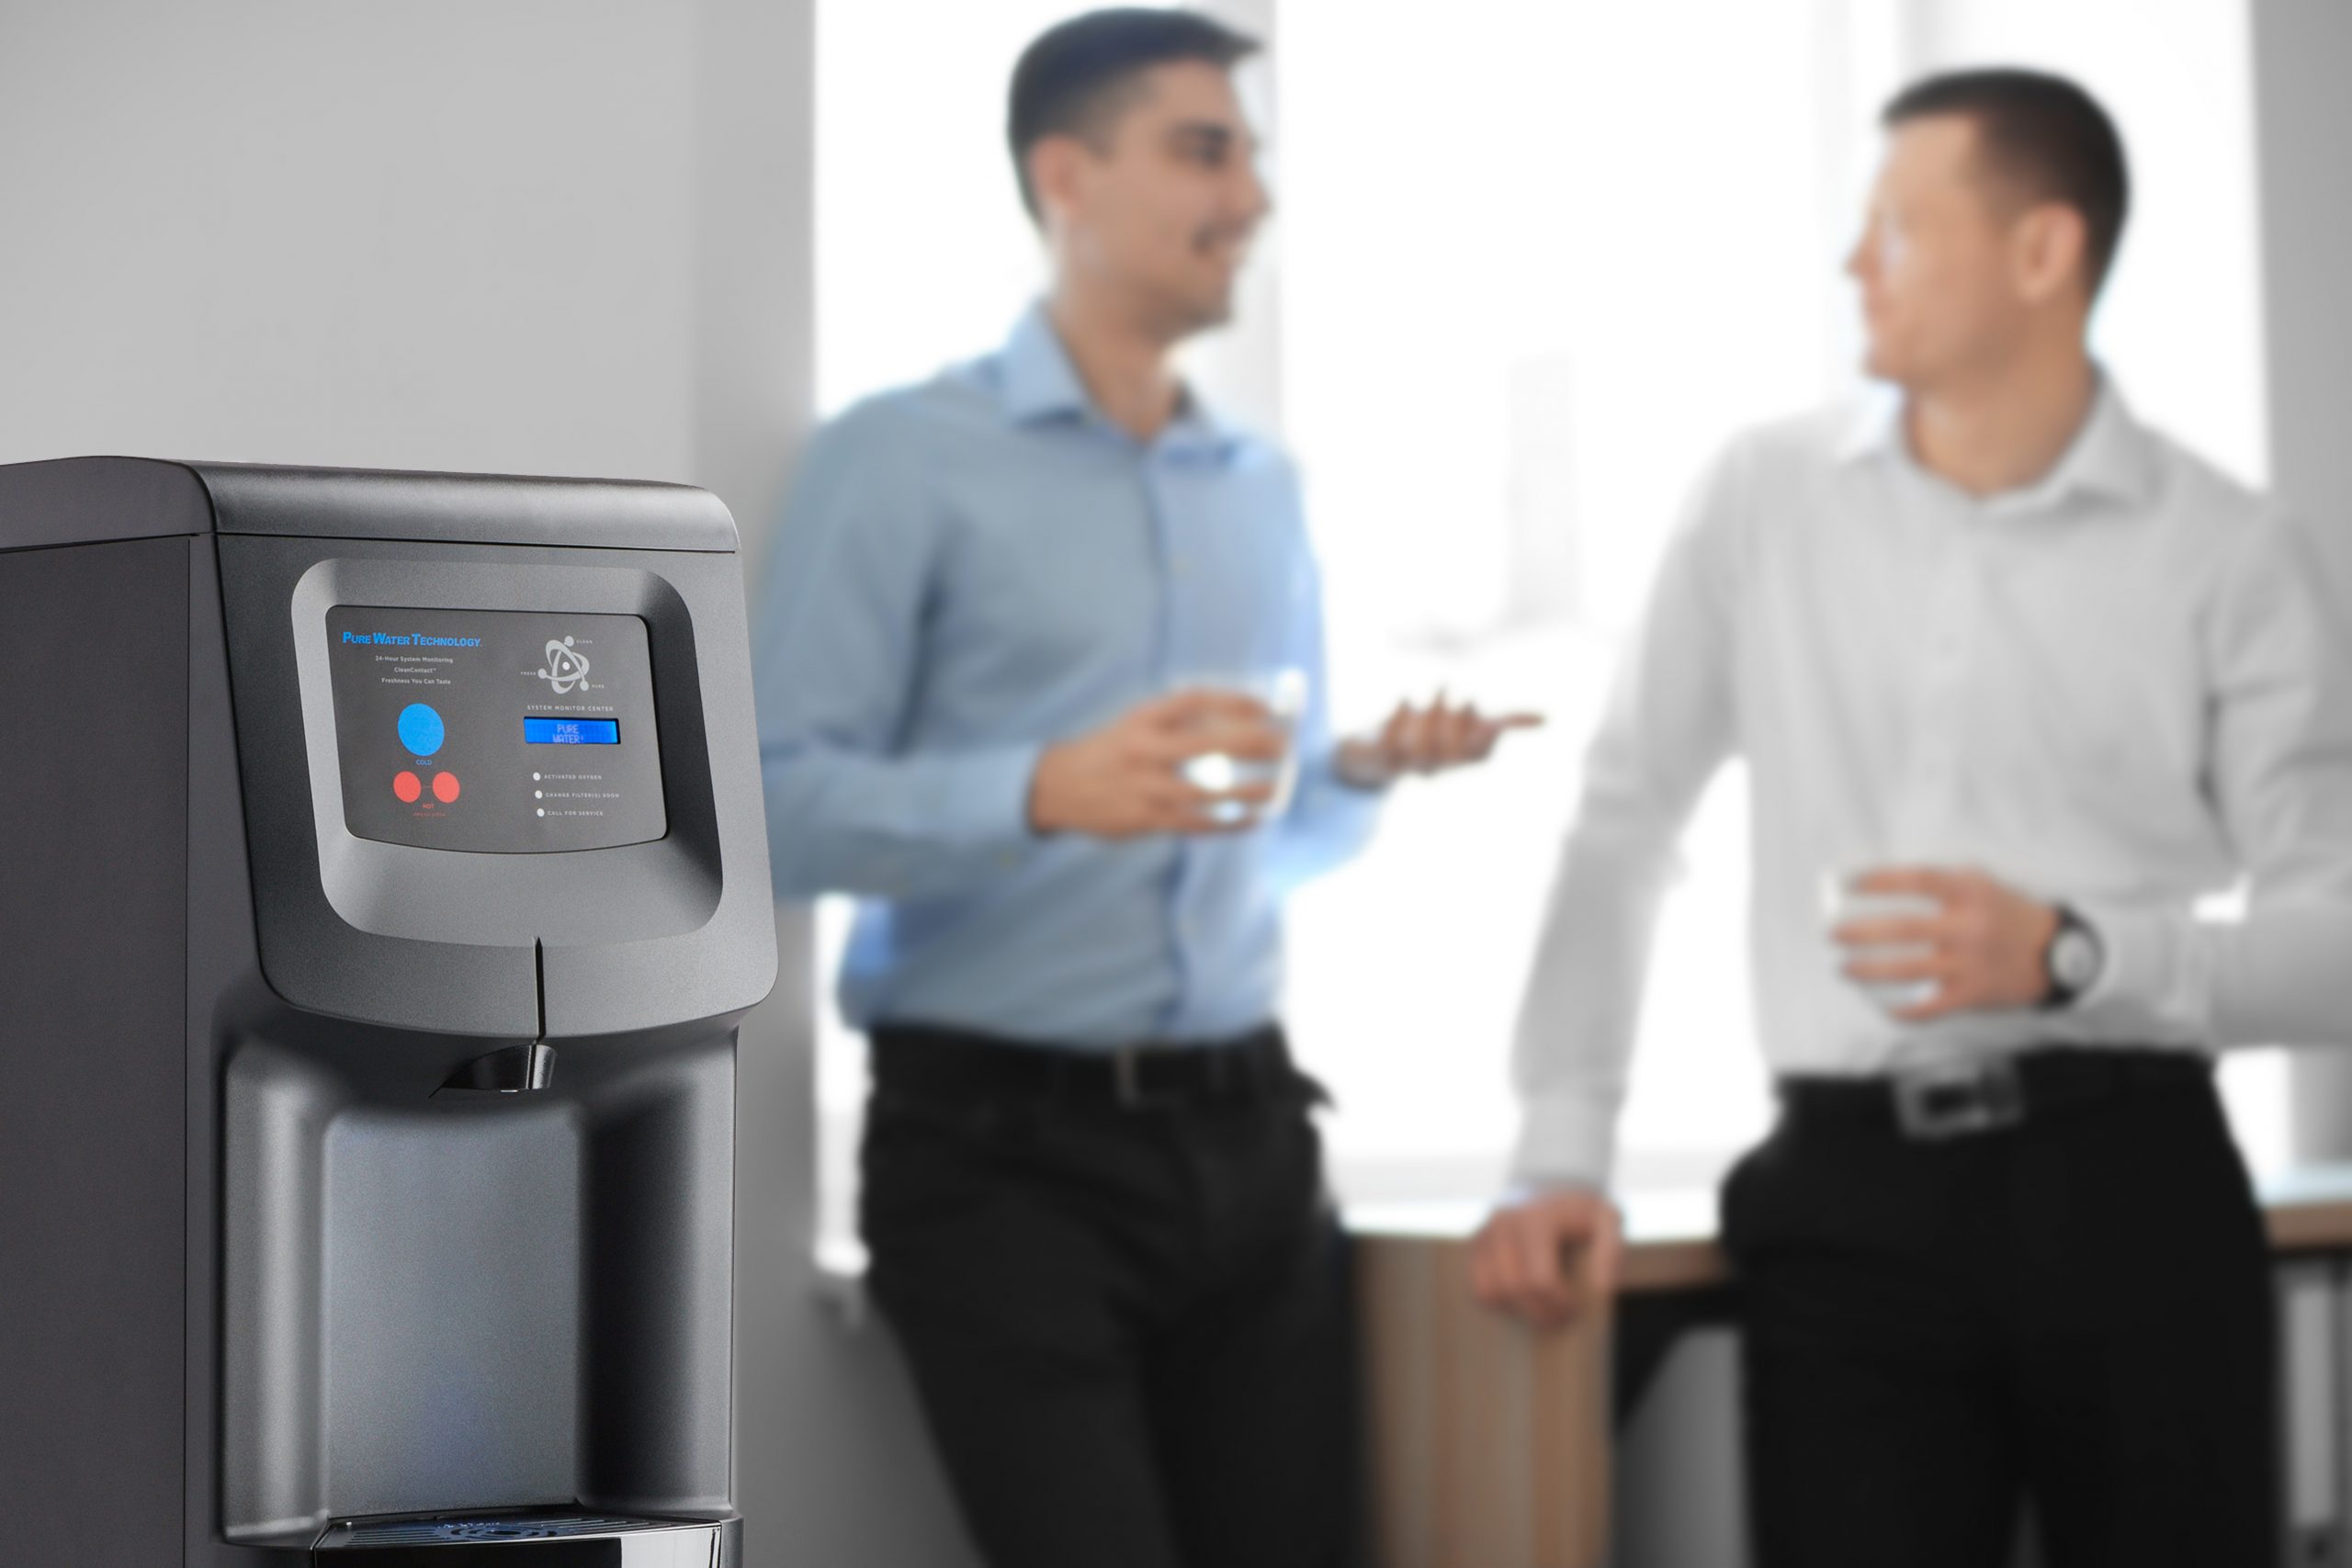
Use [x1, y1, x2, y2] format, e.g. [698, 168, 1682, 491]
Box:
[1347, 1163, 2352, 1292]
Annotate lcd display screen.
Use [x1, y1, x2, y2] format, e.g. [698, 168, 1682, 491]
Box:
[524, 717, 621, 745]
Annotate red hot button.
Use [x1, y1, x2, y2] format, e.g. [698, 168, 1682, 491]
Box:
[432, 771, 462, 804]
[393, 772, 423, 804]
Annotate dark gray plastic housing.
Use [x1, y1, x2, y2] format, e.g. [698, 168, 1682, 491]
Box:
[0, 457, 775, 1567]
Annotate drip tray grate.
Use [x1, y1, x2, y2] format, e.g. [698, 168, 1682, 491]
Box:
[319, 1510, 709, 1549]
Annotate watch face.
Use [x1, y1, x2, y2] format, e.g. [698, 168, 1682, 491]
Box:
[2053, 928, 2101, 989]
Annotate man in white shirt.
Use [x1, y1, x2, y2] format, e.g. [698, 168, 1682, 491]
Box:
[1475, 68, 2352, 1565]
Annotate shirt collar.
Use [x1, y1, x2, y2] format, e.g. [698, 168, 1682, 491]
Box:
[1838, 373, 2158, 513]
[1000, 303, 1091, 425]
[997, 302, 1239, 461]
[2023, 376, 2156, 510]
[1835, 386, 1905, 465]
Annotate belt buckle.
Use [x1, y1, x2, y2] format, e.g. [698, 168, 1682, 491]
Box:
[1112, 1047, 1186, 1111]
[1892, 1056, 2025, 1141]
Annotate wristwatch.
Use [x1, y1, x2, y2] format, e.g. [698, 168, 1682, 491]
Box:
[2041, 905, 2104, 1010]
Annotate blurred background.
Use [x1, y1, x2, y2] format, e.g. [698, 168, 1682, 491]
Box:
[5, 2, 2346, 1562]
[806, 0, 2278, 1234]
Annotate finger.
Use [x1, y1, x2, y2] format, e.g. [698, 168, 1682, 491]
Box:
[1149, 688, 1273, 730]
[1157, 727, 1285, 766]
[1492, 712, 1546, 731]
[1416, 698, 1460, 773]
[1853, 865, 1956, 900]
[1413, 706, 1453, 771]
[1161, 777, 1276, 815]
[1478, 1224, 1523, 1311]
[1831, 916, 1944, 949]
[1475, 1230, 1515, 1309]
[1142, 777, 1267, 823]
[1527, 1276, 1579, 1330]
[1215, 720, 1291, 763]
[1842, 953, 1957, 984]
[1146, 720, 1287, 767]
[1503, 1222, 1557, 1322]
[1549, 1239, 1590, 1323]
[1518, 1216, 1571, 1318]
[1164, 807, 1253, 837]
[1445, 703, 1480, 762]
[1380, 700, 1414, 761]
[1589, 1211, 1624, 1297]
[1420, 700, 1458, 771]
[1551, 1217, 1602, 1321]
[1397, 700, 1434, 770]
[1890, 983, 1968, 1023]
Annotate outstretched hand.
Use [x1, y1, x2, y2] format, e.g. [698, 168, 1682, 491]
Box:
[1337, 693, 1544, 789]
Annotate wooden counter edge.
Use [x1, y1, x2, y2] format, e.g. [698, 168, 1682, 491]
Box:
[1583, 1187, 2352, 1297]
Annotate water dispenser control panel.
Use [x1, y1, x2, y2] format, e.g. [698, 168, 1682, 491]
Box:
[325, 605, 668, 853]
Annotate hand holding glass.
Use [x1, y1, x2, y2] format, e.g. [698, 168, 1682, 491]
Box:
[1176, 668, 1306, 826]
[1822, 867, 1942, 1015]
[1028, 685, 1292, 839]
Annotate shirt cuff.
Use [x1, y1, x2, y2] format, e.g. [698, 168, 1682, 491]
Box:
[1509, 1092, 1619, 1191]
[1328, 741, 1393, 795]
[2067, 897, 2205, 1038]
[937, 741, 1045, 852]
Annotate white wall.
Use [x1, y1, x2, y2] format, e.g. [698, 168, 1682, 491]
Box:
[0, 5, 974, 1562]
[0, 2, 696, 478]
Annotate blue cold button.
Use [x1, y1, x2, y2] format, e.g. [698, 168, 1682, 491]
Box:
[397, 703, 446, 757]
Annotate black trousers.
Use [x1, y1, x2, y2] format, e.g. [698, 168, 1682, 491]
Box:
[858, 1026, 1355, 1568]
[1721, 1056, 2278, 1567]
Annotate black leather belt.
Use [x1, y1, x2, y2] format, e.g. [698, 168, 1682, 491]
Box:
[871, 1021, 1298, 1111]
[1776, 1047, 2213, 1142]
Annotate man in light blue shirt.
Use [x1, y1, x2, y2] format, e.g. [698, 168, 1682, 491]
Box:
[752, 12, 1531, 1568]
[761, 302, 1393, 1044]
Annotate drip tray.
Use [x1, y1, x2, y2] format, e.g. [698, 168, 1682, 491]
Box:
[312, 1508, 731, 1563]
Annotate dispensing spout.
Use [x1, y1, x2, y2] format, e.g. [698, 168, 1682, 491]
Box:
[434, 1041, 557, 1099]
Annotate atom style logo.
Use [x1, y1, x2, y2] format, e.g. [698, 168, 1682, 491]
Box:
[529, 637, 593, 694]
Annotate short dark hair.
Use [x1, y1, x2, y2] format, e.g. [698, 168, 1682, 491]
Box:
[1882, 67, 2131, 298]
[1007, 7, 1262, 223]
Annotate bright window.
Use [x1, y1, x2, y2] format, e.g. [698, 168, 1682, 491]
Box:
[1273, 0, 1894, 1201]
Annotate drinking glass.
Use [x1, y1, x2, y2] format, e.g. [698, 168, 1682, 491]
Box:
[1819, 865, 1943, 1015]
[1174, 666, 1307, 827]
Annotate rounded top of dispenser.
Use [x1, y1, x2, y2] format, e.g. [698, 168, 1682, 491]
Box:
[0, 457, 740, 556]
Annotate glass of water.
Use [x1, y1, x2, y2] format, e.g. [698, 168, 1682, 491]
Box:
[1820, 865, 1942, 1015]
[1175, 666, 1307, 827]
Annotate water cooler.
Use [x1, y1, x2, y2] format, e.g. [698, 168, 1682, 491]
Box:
[0, 457, 777, 1564]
